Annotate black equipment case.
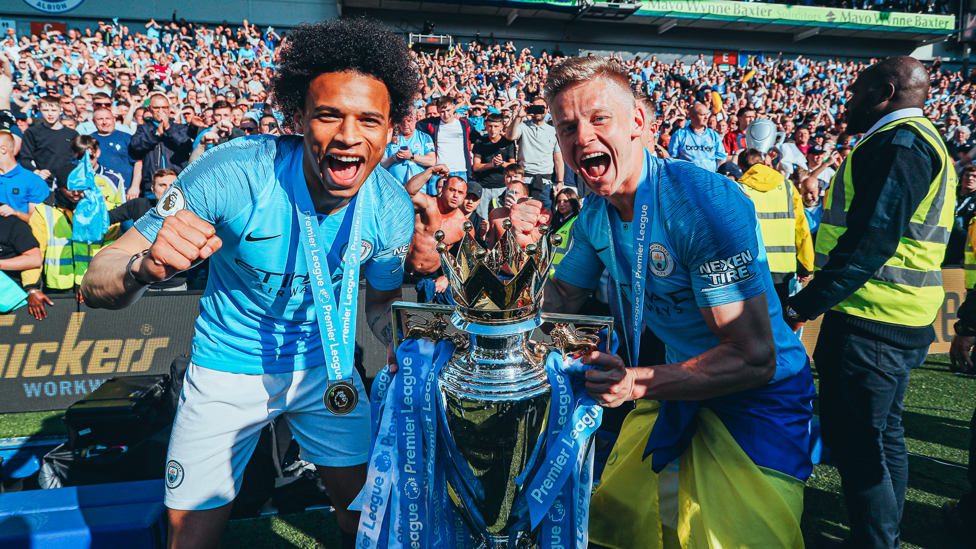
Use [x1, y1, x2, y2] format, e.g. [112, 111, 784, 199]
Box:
[63, 374, 170, 450]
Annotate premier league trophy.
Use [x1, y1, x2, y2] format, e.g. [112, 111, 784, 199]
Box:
[356, 221, 613, 549]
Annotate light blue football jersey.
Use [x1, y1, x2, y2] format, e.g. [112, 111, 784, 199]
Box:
[136, 135, 414, 374]
[667, 127, 726, 172]
[383, 130, 435, 186]
[555, 149, 807, 383]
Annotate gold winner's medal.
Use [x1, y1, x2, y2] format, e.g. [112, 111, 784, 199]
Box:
[325, 380, 359, 415]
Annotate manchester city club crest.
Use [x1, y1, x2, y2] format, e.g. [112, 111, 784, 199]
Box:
[648, 243, 674, 278]
[325, 380, 359, 415]
[166, 460, 184, 489]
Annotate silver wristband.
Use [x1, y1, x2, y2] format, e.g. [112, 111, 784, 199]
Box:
[127, 249, 152, 286]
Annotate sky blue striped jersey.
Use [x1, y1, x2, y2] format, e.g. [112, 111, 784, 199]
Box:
[555, 150, 807, 382]
[136, 135, 414, 374]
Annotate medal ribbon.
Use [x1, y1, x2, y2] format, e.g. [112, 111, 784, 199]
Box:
[397, 339, 436, 549]
[630, 157, 653, 369]
[354, 372, 399, 549]
[290, 169, 366, 385]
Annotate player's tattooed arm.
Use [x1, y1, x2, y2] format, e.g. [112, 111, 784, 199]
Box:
[365, 281, 402, 369]
[379, 322, 395, 346]
[366, 311, 395, 346]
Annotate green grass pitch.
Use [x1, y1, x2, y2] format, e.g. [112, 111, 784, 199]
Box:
[1, 356, 971, 548]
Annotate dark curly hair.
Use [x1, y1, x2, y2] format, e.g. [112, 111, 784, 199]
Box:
[271, 17, 419, 131]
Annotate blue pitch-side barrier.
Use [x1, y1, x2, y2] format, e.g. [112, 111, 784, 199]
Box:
[0, 479, 165, 549]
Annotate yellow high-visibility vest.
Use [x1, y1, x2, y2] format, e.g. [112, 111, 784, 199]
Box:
[740, 172, 797, 274]
[549, 217, 575, 278]
[815, 117, 956, 326]
[36, 204, 116, 290]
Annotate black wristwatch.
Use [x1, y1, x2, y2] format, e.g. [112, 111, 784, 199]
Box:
[127, 249, 152, 286]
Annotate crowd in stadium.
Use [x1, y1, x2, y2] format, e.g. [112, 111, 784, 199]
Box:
[2, 14, 976, 313]
[779, 0, 954, 12]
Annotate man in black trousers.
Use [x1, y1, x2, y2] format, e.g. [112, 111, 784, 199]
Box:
[786, 57, 956, 549]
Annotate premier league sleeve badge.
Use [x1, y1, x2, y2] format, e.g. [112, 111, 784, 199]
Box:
[325, 380, 359, 415]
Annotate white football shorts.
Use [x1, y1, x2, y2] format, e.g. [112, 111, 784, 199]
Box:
[163, 363, 370, 511]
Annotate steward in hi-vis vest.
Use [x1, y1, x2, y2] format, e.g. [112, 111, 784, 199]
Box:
[812, 115, 954, 327]
[736, 148, 814, 312]
[786, 57, 956, 549]
[21, 184, 120, 294]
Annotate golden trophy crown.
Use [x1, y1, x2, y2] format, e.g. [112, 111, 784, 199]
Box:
[434, 221, 564, 323]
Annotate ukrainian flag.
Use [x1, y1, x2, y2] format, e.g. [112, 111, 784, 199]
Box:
[590, 366, 814, 549]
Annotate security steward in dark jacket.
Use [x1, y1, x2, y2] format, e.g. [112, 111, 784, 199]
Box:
[786, 57, 957, 549]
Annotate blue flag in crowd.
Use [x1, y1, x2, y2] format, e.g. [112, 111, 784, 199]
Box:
[68, 151, 109, 244]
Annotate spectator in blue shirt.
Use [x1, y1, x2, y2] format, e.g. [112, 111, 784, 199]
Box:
[464, 101, 487, 133]
[668, 103, 727, 172]
[640, 60, 654, 82]
[381, 108, 436, 188]
[0, 132, 49, 223]
[145, 18, 161, 41]
[188, 100, 246, 162]
[89, 108, 138, 199]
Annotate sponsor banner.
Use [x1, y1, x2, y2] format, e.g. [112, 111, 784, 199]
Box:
[0, 20, 16, 33]
[713, 50, 736, 66]
[467, 0, 954, 31]
[29, 20, 66, 36]
[798, 267, 965, 356]
[0, 283, 418, 414]
[634, 0, 954, 31]
[6, 268, 957, 413]
[0, 292, 198, 413]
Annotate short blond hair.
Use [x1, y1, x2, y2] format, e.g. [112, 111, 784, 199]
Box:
[543, 56, 635, 107]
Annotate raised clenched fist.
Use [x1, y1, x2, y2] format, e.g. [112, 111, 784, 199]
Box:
[509, 198, 545, 248]
[137, 209, 222, 283]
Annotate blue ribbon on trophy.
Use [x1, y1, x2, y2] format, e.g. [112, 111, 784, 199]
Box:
[352, 220, 617, 548]
[289, 167, 365, 416]
[354, 339, 613, 549]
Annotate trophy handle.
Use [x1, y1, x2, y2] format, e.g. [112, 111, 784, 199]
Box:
[392, 302, 470, 351]
[392, 302, 615, 360]
[535, 312, 615, 361]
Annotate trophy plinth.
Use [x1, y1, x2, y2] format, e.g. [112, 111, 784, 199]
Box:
[391, 221, 612, 549]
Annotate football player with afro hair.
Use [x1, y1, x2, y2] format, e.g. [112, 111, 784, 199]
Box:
[82, 17, 420, 549]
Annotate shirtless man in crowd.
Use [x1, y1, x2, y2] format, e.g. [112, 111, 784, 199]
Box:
[404, 164, 471, 303]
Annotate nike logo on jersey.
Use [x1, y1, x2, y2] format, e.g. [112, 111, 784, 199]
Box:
[594, 246, 609, 254]
[245, 231, 281, 242]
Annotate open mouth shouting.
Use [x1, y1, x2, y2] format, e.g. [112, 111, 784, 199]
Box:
[579, 151, 611, 182]
[325, 153, 365, 187]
